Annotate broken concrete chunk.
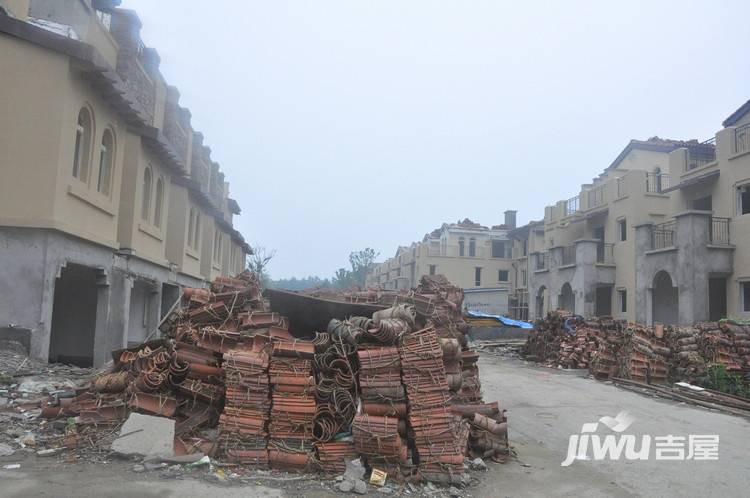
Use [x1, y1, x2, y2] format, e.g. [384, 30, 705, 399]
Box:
[110, 413, 175, 458]
[337, 480, 354, 493]
[353, 479, 367, 494]
[470, 457, 487, 471]
[343, 458, 366, 481]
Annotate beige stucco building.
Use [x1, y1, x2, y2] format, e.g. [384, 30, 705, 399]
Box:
[509, 102, 750, 325]
[367, 212, 517, 315]
[0, 1, 251, 366]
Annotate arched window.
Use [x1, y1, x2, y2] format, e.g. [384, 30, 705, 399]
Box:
[153, 177, 164, 227]
[193, 212, 201, 249]
[469, 237, 476, 257]
[72, 108, 92, 181]
[141, 167, 152, 220]
[458, 237, 465, 257]
[187, 208, 195, 247]
[96, 129, 114, 195]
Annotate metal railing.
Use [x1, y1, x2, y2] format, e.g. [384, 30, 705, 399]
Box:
[533, 252, 547, 271]
[709, 217, 730, 245]
[652, 221, 676, 250]
[588, 186, 605, 208]
[596, 243, 614, 264]
[565, 196, 580, 216]
[686, 143, 716, 171]
[646, 173, 670, 193]
[561, 245, 576, 266]
[736, 123, 750, 154]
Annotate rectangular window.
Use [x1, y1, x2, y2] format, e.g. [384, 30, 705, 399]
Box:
[491, 240, 507, 258]
[475, 267, 482, 287]
[739, 185, 750, 216]
[618, 219, 627, 242]
[429, 265, 436, 276]
[522, 239, 528, 256]
[521, 269, 527, 287]
[619, 289, 627, 313]
[743, 282, 750, 312]
[498, 270, 509, 282]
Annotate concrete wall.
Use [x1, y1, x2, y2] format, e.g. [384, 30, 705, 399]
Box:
[463, 288, 509, 315]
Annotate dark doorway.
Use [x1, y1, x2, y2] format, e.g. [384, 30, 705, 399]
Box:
[161, 283, 180, 319]
[128, 280, 155, 347]
[49, 264, 98, 367]
[653, 271, 678, 325]
[559, 283, 575, 313]
[536, 286, 547, 318]
[708, 277, 727, 321]
[595, 285, 612, 316]
[692, 195, 712, 211]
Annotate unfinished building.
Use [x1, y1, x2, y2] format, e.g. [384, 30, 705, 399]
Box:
[0, 1, 251, 367]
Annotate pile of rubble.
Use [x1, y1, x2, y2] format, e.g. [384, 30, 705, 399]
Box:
[9, 272, 507, 490]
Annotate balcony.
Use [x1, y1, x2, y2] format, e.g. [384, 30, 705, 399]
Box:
[709, 217, 730, 245]
[646, 172, 670, 193]
[651, 220, 676, 250]
[736, 124, 750, 155]
[686, 141, 716, 171]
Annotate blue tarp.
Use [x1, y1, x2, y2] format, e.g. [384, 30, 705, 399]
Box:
[465, 310, 534, 329]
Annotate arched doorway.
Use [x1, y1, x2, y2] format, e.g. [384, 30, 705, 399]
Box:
[652, 270, 678, 325]
[559, 283, 575, 313]
[536, 286, 548, 318]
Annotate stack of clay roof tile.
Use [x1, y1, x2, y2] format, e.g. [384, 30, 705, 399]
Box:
[268, 340, 316, 471]
[722, 320, 750, 371]
[615, 325, 671, 384]
[218, 344, 271, 466]
[315, 440, 357, 475]
[352, 413, 409, 478]
[698, 322, 744, 373]
[400, 327, 467, 484]
[666, 326, 705, 383]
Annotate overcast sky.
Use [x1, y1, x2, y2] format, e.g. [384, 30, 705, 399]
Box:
[123, 0, 749, 279]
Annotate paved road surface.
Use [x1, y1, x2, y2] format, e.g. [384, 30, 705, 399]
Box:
[1, 355, 748, 497]
[474, 355, 750, 497]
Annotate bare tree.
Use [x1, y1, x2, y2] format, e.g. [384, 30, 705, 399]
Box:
[247, 246, 276, 287]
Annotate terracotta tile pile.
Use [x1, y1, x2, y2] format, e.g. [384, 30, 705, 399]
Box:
[219, 344, 271, 466]
[696, 322, 744, 372]
[39, 272, 511, 485]
[616, 325, 671, 384]
[401, 327, 468, 484]
[268, 341, 316, 471]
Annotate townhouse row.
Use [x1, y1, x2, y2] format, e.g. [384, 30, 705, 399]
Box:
[0, 1, 251, 366]
[508, 101, 750, 325]
[367, 212, 518, 315]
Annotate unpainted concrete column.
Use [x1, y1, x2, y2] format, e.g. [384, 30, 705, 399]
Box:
[574, 239, 599, 317]
[92, 271, 112, 368]
[675, 211, 712, 324]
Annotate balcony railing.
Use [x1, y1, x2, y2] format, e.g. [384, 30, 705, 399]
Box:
[652, 221, 676, 250]
[646, 173, 670, 193]
[533, 252, 547, 271]
[588, 186, 605, 208]
[596, 243, 614, 264]
[709, 217, 730, 245]
[565, 196, 580, 215]
[686, 143, 716, 171]
[736, 123, 750, 154]
[561, 245, 576, 266]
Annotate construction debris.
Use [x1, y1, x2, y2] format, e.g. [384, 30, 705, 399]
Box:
[523, 311, 750, 409]
[11, 272, 507, 489]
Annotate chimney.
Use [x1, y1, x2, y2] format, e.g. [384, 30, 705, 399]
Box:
[504, 210, 517, 229]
